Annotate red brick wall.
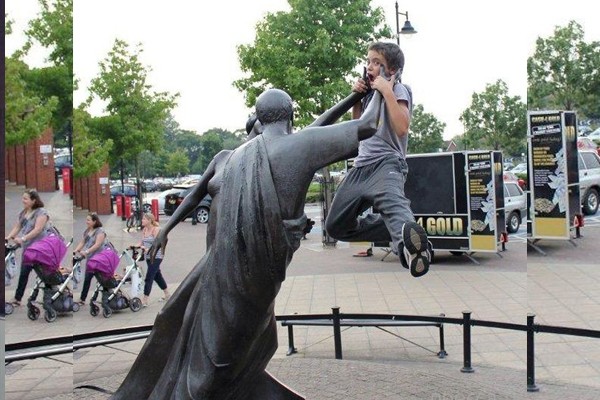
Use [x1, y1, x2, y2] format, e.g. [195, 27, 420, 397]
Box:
[73, 177, 82, 208]
[34, 128, 56, 192]
[81, 177, 89, 210]
[7, 146, 17, 183]
[96, 164, 112, 215]
[24, 139, 38, 189]
[15, 145, 26, 185]
[88, 171, 99, 214]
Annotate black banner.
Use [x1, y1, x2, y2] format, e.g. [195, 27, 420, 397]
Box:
[467, 153, 495, 235]
[529, 113, 565, 219]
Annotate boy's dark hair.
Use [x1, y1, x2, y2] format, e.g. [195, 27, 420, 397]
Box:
[368, 42, 404, 76]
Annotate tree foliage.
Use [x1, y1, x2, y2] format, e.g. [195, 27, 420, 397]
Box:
[72, 107, 113, 178]
[87, 39, 178, 164]
[408, 104, 445, 154]
[165, 150, 190, 177]
[23, 0, 74, 143]
[528, 20, 600, 118]
[460, 80, 526, 155]
[234, 0, 392, 128]
[5, 56, 58, 146]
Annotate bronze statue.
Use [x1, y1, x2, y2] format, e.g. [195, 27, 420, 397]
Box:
[111, 83, 383, 400]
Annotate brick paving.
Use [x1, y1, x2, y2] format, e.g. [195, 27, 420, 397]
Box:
[4, 182, 600, 399]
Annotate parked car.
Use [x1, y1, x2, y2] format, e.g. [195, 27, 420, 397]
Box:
[586, 127, 600, 144]
[504, 181, 527, 233]
[509, 163, 528, 174]
[110, 184, 138, 201]
[503, 171, 526, 190]
[578, 150, 600, 215]
[155, 188, 179, 214]
[141, 180, 158, 192]
[163, 185, 212, 223]
[577, 137, 600, 156]
[54, 153, 72, 173]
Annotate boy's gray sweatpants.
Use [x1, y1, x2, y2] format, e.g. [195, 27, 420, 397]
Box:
[325, 155, 416, 254]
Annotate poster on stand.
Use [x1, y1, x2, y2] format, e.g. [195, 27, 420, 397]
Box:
[467, 152, 497, 251]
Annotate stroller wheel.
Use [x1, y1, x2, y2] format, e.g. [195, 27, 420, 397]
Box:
[72, 302, 80, 312]
[44, 308, 57, 323]
[27, 306, 41, 321]
[130, 297, 143, 312]
[90, 304, 99, 317]
[102, 307, 113, 318]
[5, 302, 14, 315]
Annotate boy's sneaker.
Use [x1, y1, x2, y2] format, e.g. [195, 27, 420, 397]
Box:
[401, 222, 430, 277]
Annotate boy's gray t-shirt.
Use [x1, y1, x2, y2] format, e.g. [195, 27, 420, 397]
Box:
[353, 83, 413, 168]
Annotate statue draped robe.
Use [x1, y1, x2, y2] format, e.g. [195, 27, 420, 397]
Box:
[112, 136, 306, 399]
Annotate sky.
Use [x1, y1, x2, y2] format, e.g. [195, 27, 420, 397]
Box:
[6, 0, 600, 140]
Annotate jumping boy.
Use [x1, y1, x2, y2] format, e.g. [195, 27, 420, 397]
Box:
[325, 41, 430, 277]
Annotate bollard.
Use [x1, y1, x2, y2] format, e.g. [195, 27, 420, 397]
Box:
[192, 208, 198, 225]
[151, 199, 159, 222]
[121, 196, 127, 221]
[527, 314, 540, 392]
[461, 311, 474, 373]
[332, 307, 343, 360]
[62, 166, 71, 195]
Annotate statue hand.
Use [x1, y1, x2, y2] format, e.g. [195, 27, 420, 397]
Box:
[149, 231, 168, 263]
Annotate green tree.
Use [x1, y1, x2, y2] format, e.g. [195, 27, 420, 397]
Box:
[528, 20, 600, 118]
[460, 80, 526, 154]
[5, 56, 58, 146]
[234, 0, 392, 128]
[196, 132, 224, 172]
[87, 39, 178, 176]
[174, 130, 203, 168]
[23, 0, 74, 144]
[72, 107, 113, 178]
[165, 150, 190, 177]
[408, 104, 445, 154]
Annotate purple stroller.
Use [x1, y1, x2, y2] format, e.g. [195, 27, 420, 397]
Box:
[23, 234, 76, 322]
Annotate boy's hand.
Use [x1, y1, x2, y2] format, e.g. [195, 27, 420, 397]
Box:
[352, 78, 370, 93]
[370, 66, 395, 95]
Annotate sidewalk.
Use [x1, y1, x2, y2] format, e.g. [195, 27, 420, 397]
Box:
[4, 183, 600, 399]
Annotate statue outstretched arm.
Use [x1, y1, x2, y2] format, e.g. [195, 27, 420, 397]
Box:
[308, 91, 365, 128]
[149, 151, 226, 261]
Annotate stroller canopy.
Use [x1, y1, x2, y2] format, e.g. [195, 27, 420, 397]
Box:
[23, 235, 67, 272]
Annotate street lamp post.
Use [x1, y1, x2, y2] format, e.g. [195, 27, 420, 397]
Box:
[395, 1, 417, 46]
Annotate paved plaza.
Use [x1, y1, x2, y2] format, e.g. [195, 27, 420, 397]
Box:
[3, 182, 600, 399]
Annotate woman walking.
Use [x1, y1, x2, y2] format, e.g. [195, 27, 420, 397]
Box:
[73, 213, 109, 305]
[135, 213, 170, 307]
[5, 189, 52, 307]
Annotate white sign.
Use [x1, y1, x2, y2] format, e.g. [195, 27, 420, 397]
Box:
[40, 145, 53, 154]
[99, 177, 109, 185]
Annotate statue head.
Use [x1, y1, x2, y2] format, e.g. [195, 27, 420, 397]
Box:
[256, 89, 293, 125]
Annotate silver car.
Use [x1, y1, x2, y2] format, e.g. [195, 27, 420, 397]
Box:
[578, 150, 600, 215]
[504, 181, 527, 233]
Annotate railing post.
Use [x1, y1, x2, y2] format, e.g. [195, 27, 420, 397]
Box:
[461, 311, 474, 373]
[286, 325, 297, 356]
[332, 306, 343, 360]
[437, 313, 447, 358]
[527, 314, 540, 392]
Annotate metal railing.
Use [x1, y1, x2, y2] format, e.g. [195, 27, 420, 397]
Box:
[4, 310, 600, 393]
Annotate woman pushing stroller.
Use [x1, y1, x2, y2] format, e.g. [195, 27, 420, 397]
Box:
[5, 189, 52, 307]
[74, 212, 111, 306]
